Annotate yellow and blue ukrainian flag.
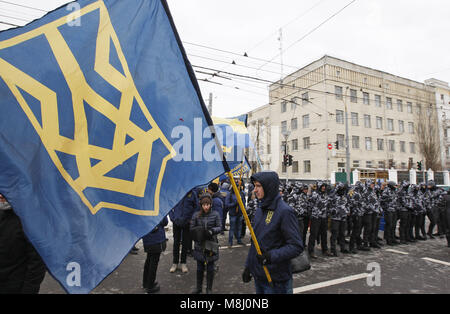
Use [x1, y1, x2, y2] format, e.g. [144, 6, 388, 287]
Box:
[0, 0, 224, 293]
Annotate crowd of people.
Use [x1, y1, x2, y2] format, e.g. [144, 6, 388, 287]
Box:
[280, 179, 450, 258]
[157, 176, 450, 294]
[1, 172, 449, 295]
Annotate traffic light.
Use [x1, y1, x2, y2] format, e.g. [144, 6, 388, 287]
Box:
[288, 154, 293, 166]
[417, 161, 422, 170]
[283, 154, 289, 166]
[334, 140, 339, 149]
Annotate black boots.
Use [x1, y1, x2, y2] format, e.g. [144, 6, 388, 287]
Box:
[192, 270, 203, 294]
[206, 271, 214, 294]
[193, 270, 214, 294]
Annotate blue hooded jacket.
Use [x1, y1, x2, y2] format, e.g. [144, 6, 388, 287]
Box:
[245, 171, 303, 283]
[169, 189, 198, 226]
[142, 216, 168, 248]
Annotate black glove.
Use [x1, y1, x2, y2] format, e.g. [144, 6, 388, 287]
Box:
[242, 267, 252, 283]
[256, 249, 271, 265]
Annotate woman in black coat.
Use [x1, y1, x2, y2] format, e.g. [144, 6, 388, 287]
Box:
[190, 193, 222, 294]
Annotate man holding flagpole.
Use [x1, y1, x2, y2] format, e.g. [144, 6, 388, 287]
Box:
[242, 171, 303, 294]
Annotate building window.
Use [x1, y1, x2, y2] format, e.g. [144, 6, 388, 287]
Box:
[397, 99, 403, 112]
[363, 92, 369, 105]
[281, 101, 287, 113]
[335, 86, 343, 100]
[291, 118, 298, 130]
[364, 114, 371, 128]
[281, 141, 286, 152]
[398, 120, 404, 133]
[378, 161, 385, 168]
[365, 137, 372, 151]
[407, 102, 412, 113]
[304, 160, 311, 173]
[416, 104, 421, 114]
[302, 92, 309, 105]
[386, 97, 392, 109]
[337, 134, 345, 150]
[281, 120, 287, 133]
[408, 122, 415, 134]
[303, 137, 310, 150]
[410, 142, 416, 154]
[376, 116, 383, 129]
[352, 136, 360, 149]
[377, 138, 384, 151]
[375, 95, 381, 107]
[351, 112, 359, 126]
[353, 160, 360, 168]
[291, 99, 297, 110]
[292, 161, 299, 173]
[350, 89, 357, 103]
[336, 110, 344, 124]
[366, 160, 373, 168]
[388, 140, 395, 152]
[292, 139, 298, 151]
[400, 141, 406, 153]
[302, 114, 309, 128]
[387, 118, 394, 131]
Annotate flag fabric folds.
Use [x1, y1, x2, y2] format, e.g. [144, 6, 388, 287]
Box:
[212, 114, 252, 181]
[0, 0, 224, 293]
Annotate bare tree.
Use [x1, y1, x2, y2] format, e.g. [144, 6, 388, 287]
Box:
[415, 106, 442, 171]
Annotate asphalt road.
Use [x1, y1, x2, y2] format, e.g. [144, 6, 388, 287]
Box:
[40, 226, 450, 294]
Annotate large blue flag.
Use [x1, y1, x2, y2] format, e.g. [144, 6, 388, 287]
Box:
[0, 0, 225, 293]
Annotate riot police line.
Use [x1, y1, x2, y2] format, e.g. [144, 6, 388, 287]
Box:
[265, 179, 450, 258]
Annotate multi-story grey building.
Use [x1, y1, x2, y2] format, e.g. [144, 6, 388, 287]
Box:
[247, 55, 447, 181]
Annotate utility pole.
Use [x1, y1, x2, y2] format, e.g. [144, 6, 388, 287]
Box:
[208, 92, 213, 116]
[278, 28, 283, 84]
[344, 87, 351, 184]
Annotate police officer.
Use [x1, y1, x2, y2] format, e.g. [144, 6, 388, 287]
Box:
[308, 181, 331, 257]
[296, 183, 311, 246]
[329, 182, 350, 256]
[397, 181, 412, 244]
[348, 181, 366, 253]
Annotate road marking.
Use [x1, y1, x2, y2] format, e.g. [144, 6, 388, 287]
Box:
[385, 249, 409, 255]
[219, 244, 251, 250]
[421, 257, 450, 267]
[293, 273, 369, 294]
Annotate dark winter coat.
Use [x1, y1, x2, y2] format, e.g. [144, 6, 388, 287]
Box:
[169, 190, 198, 227]
[190, 209, 222, 263]
[245, 171, 303, 284]
[227, 189, 245, 217]
[211, 191, 224, 221]
[142, 216, 168, 249]
[0, 209, 46, 294]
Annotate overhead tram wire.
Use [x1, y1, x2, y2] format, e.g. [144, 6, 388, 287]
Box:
[185, 0, 328, 84]
[257, 0, 358, 71]
[0, 0, 47, 12]
[195, 70, 326, 117]
[244, 0, 328, 55]
[0, 13, 29, 22]
[0, 20, 18, 27]
[192, 63, 438, 113]
[184, 41, 299, 71]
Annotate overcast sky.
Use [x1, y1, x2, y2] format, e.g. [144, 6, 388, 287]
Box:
[1, 0, 449, 118]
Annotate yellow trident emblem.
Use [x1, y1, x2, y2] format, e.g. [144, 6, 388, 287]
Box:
[0, 1, 175, 216]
